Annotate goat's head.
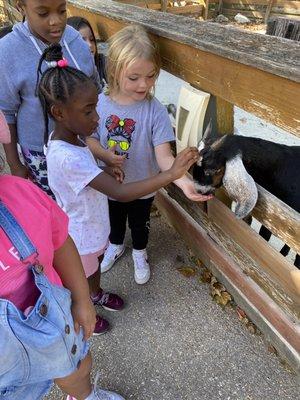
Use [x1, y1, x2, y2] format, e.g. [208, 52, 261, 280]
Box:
[192, 120, 226, 195]
[192, 121, 258, 219]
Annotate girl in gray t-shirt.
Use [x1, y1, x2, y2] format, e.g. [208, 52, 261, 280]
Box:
[87, 25, 211, 285]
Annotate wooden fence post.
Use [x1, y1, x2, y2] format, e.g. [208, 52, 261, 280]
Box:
[264, 0, 274, 24]
[161, 0, 167, 12]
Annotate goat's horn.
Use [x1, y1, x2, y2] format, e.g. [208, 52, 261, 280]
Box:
[222, 154, 258, 219]
[202, 119, 213, 143]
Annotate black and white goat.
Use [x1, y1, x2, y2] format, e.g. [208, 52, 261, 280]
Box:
[192, 122, 300, 268]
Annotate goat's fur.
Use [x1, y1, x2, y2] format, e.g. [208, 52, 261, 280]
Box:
[193, 123, 300, 267]
[194, 124, 300, 214]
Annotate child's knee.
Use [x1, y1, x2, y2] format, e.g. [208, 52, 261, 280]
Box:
[54, 352, 92, 388]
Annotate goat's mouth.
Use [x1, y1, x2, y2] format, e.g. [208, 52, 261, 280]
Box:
[194, 182, 216, 195]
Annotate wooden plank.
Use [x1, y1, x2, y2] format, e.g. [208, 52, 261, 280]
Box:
[155, 189, 300, 373]
[223, 8, 265, 17]
[68, 0, 300, 136]
[164, 183, 299, 319]
[167, 4, 203, 13]
[136, 2, 162, 9]
[252, 185, 300, 254]
[204, 0, 210, 18]
[115, 0, 161, 3]
[207, 197, 300, 301]
[223, 4, 300, 15]
[161, 0, 168, 11]
[222, 0, 300, 6]
[216, 97, 234, 134]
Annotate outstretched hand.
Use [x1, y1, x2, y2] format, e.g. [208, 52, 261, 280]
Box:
[104, 145, 126, 168]
[170, 147, 199, 180]
[180, 178, 213, 202]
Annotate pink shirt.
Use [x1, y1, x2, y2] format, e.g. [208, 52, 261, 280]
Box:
[0, 175, 68, 311]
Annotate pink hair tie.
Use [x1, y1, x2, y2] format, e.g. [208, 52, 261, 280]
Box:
[57, 59, 68, 68]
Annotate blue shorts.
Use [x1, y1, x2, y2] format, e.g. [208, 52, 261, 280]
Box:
[0, 266, 89, 400]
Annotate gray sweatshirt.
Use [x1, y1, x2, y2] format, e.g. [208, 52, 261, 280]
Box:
[0, 22, 100, 151]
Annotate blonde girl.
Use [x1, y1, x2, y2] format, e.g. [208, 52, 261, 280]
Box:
[87, 25, 211, 285]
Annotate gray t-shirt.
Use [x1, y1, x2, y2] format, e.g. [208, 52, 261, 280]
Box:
[94, 94, 175, 199]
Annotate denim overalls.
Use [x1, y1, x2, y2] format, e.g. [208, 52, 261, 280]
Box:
[0, 201, 88, 399]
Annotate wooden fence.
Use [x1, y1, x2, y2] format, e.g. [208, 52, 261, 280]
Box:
[114, 0, 205, 16]
[113, 0, 300, 21]
[208, 0, 300, 21]
[68, 0, 300, 372]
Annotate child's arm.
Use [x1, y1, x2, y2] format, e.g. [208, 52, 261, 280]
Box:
[89, 147, 198, 201]
[53, 235, 96, 340]
[155, 142, 213, 202]
[86, 137, 125, 168]
[3, 124, 29, 178]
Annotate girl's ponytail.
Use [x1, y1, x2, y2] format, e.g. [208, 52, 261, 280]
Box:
[36, 44, 93, 144]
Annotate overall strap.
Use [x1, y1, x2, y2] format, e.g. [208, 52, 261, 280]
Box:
[0, 201, 37, 261]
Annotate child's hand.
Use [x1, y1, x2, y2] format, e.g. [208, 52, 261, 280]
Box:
[180, 179, 213, 202]
[105, 145, 126, 168]
[71, 298, 96, 340]
[170, 147, 199, 180]
[103, 166, 125, 183]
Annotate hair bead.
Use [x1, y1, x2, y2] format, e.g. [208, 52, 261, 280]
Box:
[57, 59, 68, 68]
[49, 61, 57, 68]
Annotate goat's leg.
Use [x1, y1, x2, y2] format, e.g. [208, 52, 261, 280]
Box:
[295, 254, 300, 269]
[280, 244, 290, 257]
[259, 225, 272, 241]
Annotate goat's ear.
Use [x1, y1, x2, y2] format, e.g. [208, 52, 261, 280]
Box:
[222, 154, 258, 219]
[202, 119, 219, 146]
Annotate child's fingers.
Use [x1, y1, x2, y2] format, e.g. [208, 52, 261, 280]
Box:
[109, 144, 117, 153]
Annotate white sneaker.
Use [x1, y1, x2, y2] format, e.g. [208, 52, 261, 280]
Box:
[66, 388, 125, 400]
[92, 388, 125, 400]
[101, 243, 125, 273]
[132, 249, 150, 284]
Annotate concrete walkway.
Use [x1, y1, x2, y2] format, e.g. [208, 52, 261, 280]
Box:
[46, 212, 299, 400]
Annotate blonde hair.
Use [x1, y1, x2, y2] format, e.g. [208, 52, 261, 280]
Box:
[106, 24, 161, 99]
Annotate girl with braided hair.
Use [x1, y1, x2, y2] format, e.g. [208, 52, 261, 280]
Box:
[39, 43, 200, 342]
[0, 110, 124, 400]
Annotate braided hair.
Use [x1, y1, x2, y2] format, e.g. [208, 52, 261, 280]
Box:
[36, 43, 94, 144]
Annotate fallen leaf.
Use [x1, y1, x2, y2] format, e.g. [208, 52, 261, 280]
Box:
[200, 268, 212, 283]
[246, 322, 257, 334]
[236, 306, 247, 320]
[196, 259, 204, 268]
[177, 266, 196, 277]
[188, 255, 198, 265]
[268, 344, 277, 355]
[211, 282, 226, 297]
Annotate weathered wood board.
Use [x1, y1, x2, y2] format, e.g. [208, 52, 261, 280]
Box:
[68, 0, 300, 136]
[156, 189, 300, 373]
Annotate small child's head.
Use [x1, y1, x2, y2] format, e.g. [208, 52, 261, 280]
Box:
[17, 0, 67, 44]
[107, 24, 161, 101]
[37, 43, 99, 141]
[67, 16, 97, 57]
